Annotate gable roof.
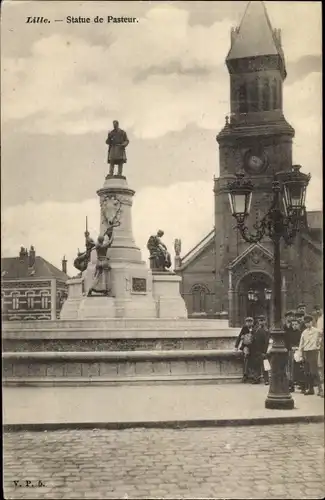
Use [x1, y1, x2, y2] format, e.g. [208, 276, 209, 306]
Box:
[227, 242, 286, 270]
[1, 256, 69, 281]
[177, 229, 214, 271]
[227, 1, 285, 64]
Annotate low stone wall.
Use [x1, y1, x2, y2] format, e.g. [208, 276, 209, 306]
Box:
[3, 350, 243, 386]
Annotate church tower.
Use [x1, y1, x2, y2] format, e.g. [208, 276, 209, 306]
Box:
[214, 1, 295, 325]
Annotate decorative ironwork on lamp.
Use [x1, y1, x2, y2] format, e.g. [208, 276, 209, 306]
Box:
[227, 165, 310, 410]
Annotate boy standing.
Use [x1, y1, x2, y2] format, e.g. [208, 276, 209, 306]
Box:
[235, 317, 255, 383]
[297, 315, 323, 397]
[250, 315, 270, 384]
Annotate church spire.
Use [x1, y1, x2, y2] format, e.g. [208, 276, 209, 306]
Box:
[227, 1, 286, 77]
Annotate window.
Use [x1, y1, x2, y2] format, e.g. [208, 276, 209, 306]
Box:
[249, 78, 259, 112]
[26, 291, 35, 309]
[238, 83, 248, 113]
[12, 292, 19, 310]
[262, 79, 270, 111]
[41, 292, 50, 309]
[272, 78, 278, 109]
[191, 284, 210, 314]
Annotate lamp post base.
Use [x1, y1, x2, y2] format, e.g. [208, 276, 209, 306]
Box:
[265, 395, 294, 410]
[265, 328, 295, 410]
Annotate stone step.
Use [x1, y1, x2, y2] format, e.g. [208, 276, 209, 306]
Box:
[3, 349, 243, 386]
[3, 328, 237, 340]
[3, 336, 236, 352]
[3, 319, 232, 331]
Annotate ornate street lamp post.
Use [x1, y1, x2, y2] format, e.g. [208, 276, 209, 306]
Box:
[264, 288, 272, 328]
[227, 166, 310, 409]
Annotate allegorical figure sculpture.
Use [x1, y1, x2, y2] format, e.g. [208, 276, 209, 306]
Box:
[105, 120, 129, 177]
[73, 217, 96, 274]
[147, 230, 172, 272]
[87, 225, 115, 297]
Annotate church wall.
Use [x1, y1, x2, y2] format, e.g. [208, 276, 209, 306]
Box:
[283, 235, 323, 311]
[177, 243, 217, 316]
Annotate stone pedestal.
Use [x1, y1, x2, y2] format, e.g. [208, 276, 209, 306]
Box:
[78, 296, 115, 319]
[61, 175, 188, 321]
[60, 278, 84, 319]
[152, 273, 188, 319]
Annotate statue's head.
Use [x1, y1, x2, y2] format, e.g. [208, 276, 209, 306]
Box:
[98, 235, 104, 243]
[157, 230, 164, 237]
[113, 120, 119, 129]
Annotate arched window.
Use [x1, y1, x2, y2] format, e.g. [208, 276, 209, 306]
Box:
[26, 291, 35, 309]
[262, 79, 270, 111]
[249, 78, 259, 112]
[191, 284, 210, 313]
[12, 292, 19, 310]
[272, 78, 278, 109]
[238, 83, 248, 113]
[41, 291, 50, 309]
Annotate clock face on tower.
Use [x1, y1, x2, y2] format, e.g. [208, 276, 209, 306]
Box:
[244, 149, 267, 174]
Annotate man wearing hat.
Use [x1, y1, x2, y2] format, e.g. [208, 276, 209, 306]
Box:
[295, 311, 306, 333]
[296, 303, 307, 315]
[250, 315, 270, 384]
[283, 310, 295, 391]
[296, 314, 323, 396]
[235, 317, 255, 382]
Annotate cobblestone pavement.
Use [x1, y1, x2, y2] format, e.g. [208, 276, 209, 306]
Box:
[4, 423, 324, 500]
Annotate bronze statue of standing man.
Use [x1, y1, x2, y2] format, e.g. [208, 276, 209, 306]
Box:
[106, 120, 129, 177]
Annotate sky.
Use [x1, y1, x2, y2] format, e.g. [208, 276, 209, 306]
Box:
[1, 0, 322, 275]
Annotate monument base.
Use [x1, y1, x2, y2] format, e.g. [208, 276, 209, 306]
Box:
[78, 296, 115, 319]
[60, 278, 84, 320]
[152, 273, 187, 319]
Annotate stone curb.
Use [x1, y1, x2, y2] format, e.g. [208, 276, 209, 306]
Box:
[4, 414, 324, 432]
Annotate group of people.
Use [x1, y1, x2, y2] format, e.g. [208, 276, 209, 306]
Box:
[235, 304, 324, 397]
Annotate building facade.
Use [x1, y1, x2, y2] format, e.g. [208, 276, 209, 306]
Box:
[1, 246, 69, 321]
[176, 1, 323, 326]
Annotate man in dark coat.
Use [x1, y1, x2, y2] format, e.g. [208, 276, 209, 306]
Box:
[283, 310, 295, 391]
[235, 317, 255, 383]
[106, 120, 129, 177]
[290, 318, 304, 392]
[250, 315, 270, 384]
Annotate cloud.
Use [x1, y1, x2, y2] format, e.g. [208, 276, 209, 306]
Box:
[4, 1, 321, 139]
[2, 181, 214, 275]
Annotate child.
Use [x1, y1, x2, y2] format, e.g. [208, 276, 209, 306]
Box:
[297, 315, 323, 397]
[235, 317, 254, 383]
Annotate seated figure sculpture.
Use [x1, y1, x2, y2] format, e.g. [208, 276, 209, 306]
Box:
[147, 230, 172, 272]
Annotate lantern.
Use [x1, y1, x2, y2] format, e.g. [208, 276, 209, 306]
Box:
[277, 165, 310, 217]
[227, 173, 253, 222]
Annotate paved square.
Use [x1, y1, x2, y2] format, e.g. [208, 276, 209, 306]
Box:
[4, 423, 324, 499]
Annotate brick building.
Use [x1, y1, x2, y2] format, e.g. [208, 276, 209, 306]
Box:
[176, 1, 323, 326]
[1, 246, 69, 321]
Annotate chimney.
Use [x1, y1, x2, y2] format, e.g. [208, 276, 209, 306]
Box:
[19, 246, 26, 260]
[28, 245, 36, 267]
[62, 255, 67, 274]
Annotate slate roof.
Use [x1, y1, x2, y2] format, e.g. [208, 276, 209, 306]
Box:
[1, 256, 69, 281]
[226, 1, 285, 62]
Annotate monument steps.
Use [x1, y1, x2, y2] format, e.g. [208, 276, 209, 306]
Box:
[3, 349, 242, 386]
[2, 320, 241, 385]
